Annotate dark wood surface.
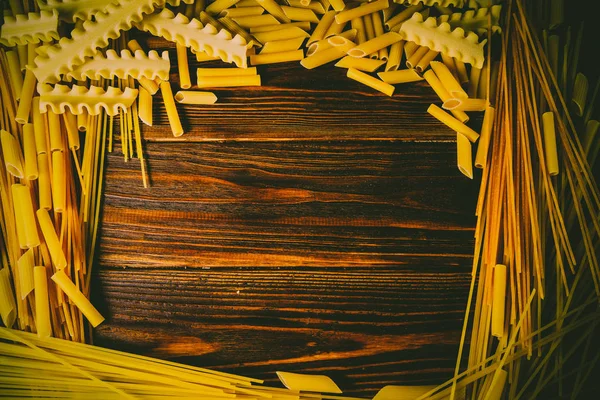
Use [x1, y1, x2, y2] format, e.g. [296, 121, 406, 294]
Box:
[93, 33, 479, 398]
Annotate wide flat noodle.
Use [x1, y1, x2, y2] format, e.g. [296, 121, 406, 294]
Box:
[0, 10, 59, 46]
[38, 84, 138, 117]
[437, 6, 502, 35]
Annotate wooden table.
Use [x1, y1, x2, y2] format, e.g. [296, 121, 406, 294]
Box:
[93, 35, 479, 397]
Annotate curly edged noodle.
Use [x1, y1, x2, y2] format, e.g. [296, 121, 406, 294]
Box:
[66, 49, 170, 81]
[437, 5, 502, 35]
[402, 0, 466, 7]
[0, 10, 59, 46]
[399, 13, 486, 68]
[31, 0, 167, 84]
[38, 84, 139, 117]
[135, 8, 248, 68]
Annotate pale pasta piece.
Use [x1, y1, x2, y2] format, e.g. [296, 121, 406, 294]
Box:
[219, 6, 264, 18]
[195, 51, 221, 62]
[27, 42, 38, 67]
[385, 4, 423, 30]
[205, 0, 241, 15]
[177, 44, 192, 89]
[63, 112, 81, 150]
[6, 50, 23, 99]
[37, 153, 53, 210]
[34, 266, 52, 338]
[12, 184, 41, 249]
[255, 0, 291, 23]
[250, 22, 310, 32]
[572, 72, 588, 117]
[427, 104, 479, 142]
[233, 13, 281, 28]
[378, 69, 423, 84]
[385, 40, 404, 71]
[335, 56, 385, 72]
[372, 385, 437, 400]
[456, 132, 473, 179]
[260, 37, 306, 54]
[52, 151, 66, 213]
[135, 8, 248, 68]
[23, 123, 38, 180]
[437, 5, 502, 35]
[430, 61, 467, 98]
[474, 106, 495, 168]
[491, 264, 507, 338]
[16, 69, 37, 124]
[252, 26, 309, 42]
[281, 6, 319, 23]
[329, 0, 346, 11]
[160, 81, 184, 137]
[399, 12, 486, 68]
[126, 41, 161, 95]
[405, 46, 428, 69]
[542, 111, 559, 176]
[0, 10, 59, 46]
[51, 270, 105, 328]
[39, 0, 115, 22]
[175, 91, 218, 104]
[347, 31, 402, 58]
[302, 38, 354, 69]
[0, 268, 17, 328]
[335, 0, 388, 24]
[138, 87, 153, 127]
[197, 74, 261, 88]
[308, 10, 335, 44]
[276, 371, 342, 393]
[36, 209, 67, 270]
[17, 249, 35, 299]
[347, 68, 394, 96]
[38, 84, 139, 117]
[250, 49, 304, 65]
[1, 129, 24, 178]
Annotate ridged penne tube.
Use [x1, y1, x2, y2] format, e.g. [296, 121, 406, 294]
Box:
[0, 268, 17, 328]
[276, 371, 342, 393]
[1, 129, 25, 178]
[160, 81, 184, 137]
[351, 16, 367, 44]
[281, 6, 319, 23]
[174, 91, 218, 104]
[205, 0, 241, 15]
[385, 40, 404, 71]
[15, 69, 37, 124]
[427, 104, 478, 142]
[443, 98, 487, 112]
[36, 209, 67, 269]
[12, 184, 41, 249]
[51, 270, 105, 328]
[430, 61, 466, 99]
[138, 87, 153, 126]
[405, 45, 428, 69]
[17, 249, 35, 299]
[233, 13, 280, 28]
[308, 11, 335, 45]
[335, 56, 385, 72]
[456, 132, 473, 179]
[252, 26, 309, 42]
[250, 21, 310, 32]
[347, 68, 394, 96]
[468, 65, 481, 98]
[403, 41, 418, 59]
[176, 44, 192, 89]
[63, 112, 80, 150]
[196, 74, 261, 88]
[34, 266, 52, 338]
[378, 69, 423, 84]
[250, 49, 304, 65]
[415, 49, 438, 72]
[301, 39, 354, 69]
[6, 51, 23, 100]
[37, 153, 52, 210]
[260, 37, 305, 54]
[572, 72, 588, 117]
[542, 111, 559, 176]
[329, 0, 345, 12]
[384, 4, 422, 30]
[39, 84, 139, 117]
[0, 10, 60, 46]
[335, 0, 388, 25]
[492, 264, 507, 338]
[32, 98, 48, 155]
[23, 124, 38, 180]
[454, 59, 469, 84]
[347, 31, 402, 58]
[220, 6, 264, 18]
[52, 151, 66, 212]
[47, 110, 63, 152]
[255, 0, 291, 23]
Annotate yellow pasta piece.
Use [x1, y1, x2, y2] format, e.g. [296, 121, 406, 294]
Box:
[37, 153, 53, 210]
[486, 367, 508, 400]
[440, 53, 458, 78]
[454, 59, 469, 84]
[430, 60, 466, 98]
[347, 67, 394, 96]
[456, 132, 473, 179]
[138, 87, 153, 127]
[351, 16, 367, 44]
[371, 8, 387, 60]
[250, 49, 304, 65]
[547, 34, 559, 77]
[47, 110, 63, 153]
[195, 50, 221, 62]
[477, 60, 488, 99]
[542, 111, 559, 176]
[0, 10, 59, 46]
[39, 0, 115, 22]
[17, 249, 35, 300]
[15, 69, 37, 124]
[423, 70, 469, 123]
[250, 22, 310, 33]
[176, 44, 192, 89]
[399, 12, 486, 68]
[403, 40, 418, 59]
[220, 6, 264, 18]
[126, 40, 161, 94]
[38, 84, 139, 117]
[437, 5, 502, 35]
[572, 72, 588, 117]
[377, 69, 423, 84]
[405, 46, 429, 69]
[276, 371, 342, 393]
[372, 385, 437, 400]
[289, 0, 325, 14]
[385, 4, 423, 30]
[51, 270, 105, 328]
[236, 0, 260, 6]
[34, 266, 52, 338]
[32, 0, 167, 83]
[280, 6, 319, 23]
[66, 49, 171, 82]
[233, 13, 281, 28]
[136, 8, 248, 68]
[252, 26, 309, 43]
[301, 38, 354, 69]
[196, 74, 261, 88]
[347, 31, 402, 58]
[205, 0, 241, 15]
[255, 0, 291, 23]
[427, 104, 479, 142]
[443, 98, 487, 111]
[468, 64, 482, 98]
[308, 10, 335, 45]
[307, 30, 356, 56]
[1, 129, 25, 178]
[260, 37, 306, 54]
[0, 268, 17, 329]
[335, 56, 385, 72]
[474, 105, 494, 169]
[217, 17, 261, 50]
[63, 112, 80, 150]
[197, 67, 258, 77]
[415, 49, 438, 72]
[403, 0, 464, 6]
[12, 184, 41, 249]
[491, 264, 507, 338]
[335, 0, 388, 24]
[549, 0, 563, 29]
[174, 91, 218, 104]
[36, 209, 67, 270]
[23, 123, 38, 180]
[160, 81, 184, 137]
[385, 40, 404, 71]
[52, 151, 66, 213]
[582, 119, 599, 157]
[329, 0, 346, 11]
[6, 50, 23, 100]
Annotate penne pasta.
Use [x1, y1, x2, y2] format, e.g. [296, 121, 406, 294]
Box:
[51, 270, 105, 328]
[308, 10, 335, 44]
[1, 129, 25, 178]
[403, 40, 418, 59]
[287, 0, 325, 13]
[0, 268, 17, 328]
[174, 91, 218, 105]
[6, 50, 23, 100]
[197, 67, 258, 77]
[12, 184, 40, 249]
[378, 69, 423, 84]
[405, 45, 428, 69]
[252, 26, 309, 42]
[77, 111, 87, 132]
[468, 65, 482, 98]
[23, 123, 38, 180]
[37, 153, 52, 210]
[52, 151, 66, 213]
[32, 97, 48, 155]
[477, 60, 488, 100]
[371, 9, 388, 60]
[27, 42, 39, 68]
[382, 3, 399, 22]
[249, 21, 310, 32]
[423, 70, 469, 123]
[414, 49, 438, 72]
[177, 44, 192, 90]
[351, 16, 367, 44]
[63, 112, 80, 151]
[47, 110, 63, 153]
[138, 87, 153, 127]
[385, 4, 423, 30]
[301, 38, 354, 69]
[363, 13, 376, 47]
[250, 49, 304, 65]
[385, 40, 404, 71]
[346, 67, 395, 96]
[454, 59, 469, 84]
[430, 61, 467, 98]
[276, 371, 342, 393]
[219, 6, 264, 18]
[492, 264, 507, 338]
[34, 266, 52, 338]
[427, 104, 478, 142]
[218, 17, 260, 49]
[160, 81, 184, 137]
[255, 0, 291, 23]
[372, 385, 437, 400]
[17, 249, 35, 300]
[329, 0, 345, 12]
[126, 40, 160, 95]
[443, 98, 487, 112]
[233, 13, 280, 28]
[571, 72, 588, 117]
[474, 107, 495, 168]
[347, 32, 402, 58]
[440, 53, 458, 78]
[335, 0, 389, 25]
[195, 51, 221, 62]
[205, 0, 241, 15]
[15, 69, 37, 124]
[196, 74, 261, 88]
[36, 208, 67, 270]
[542, 111, 559, 176]
[236, 0, 260, 6]
[324, 17, 347, 39]
[260, 37, 305, 54]
[281, 6, 319, 23]
[335, 56, 385, 72]
[456, 132, 473, 179]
